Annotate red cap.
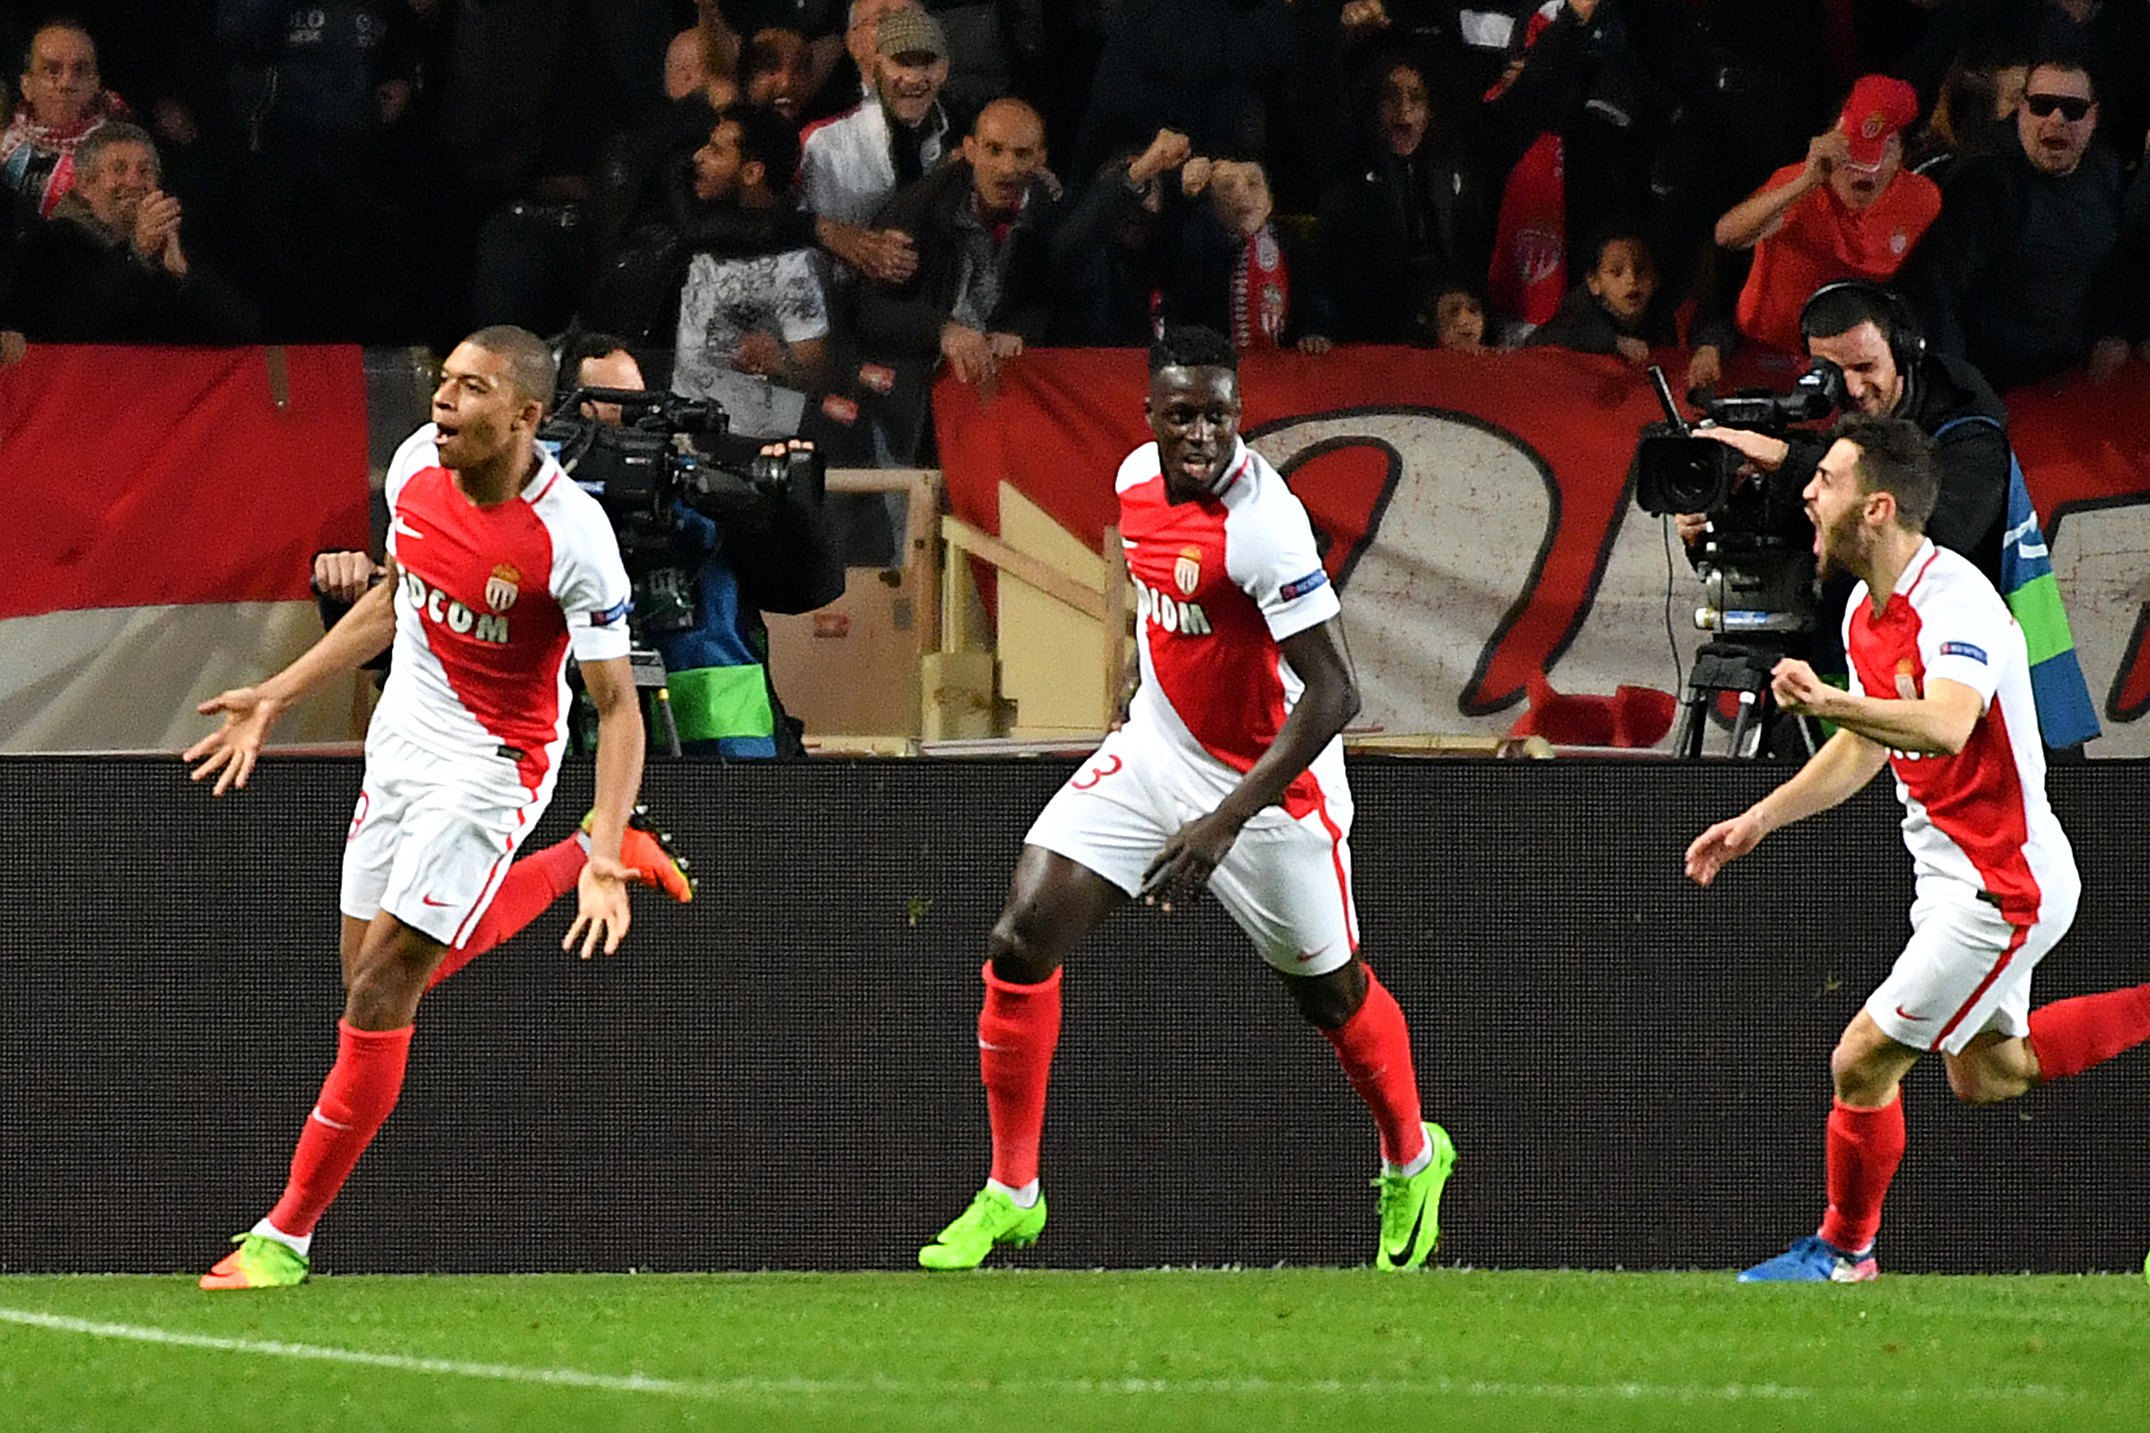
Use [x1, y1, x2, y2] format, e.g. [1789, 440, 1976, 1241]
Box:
[1837, 74, 1919, 168]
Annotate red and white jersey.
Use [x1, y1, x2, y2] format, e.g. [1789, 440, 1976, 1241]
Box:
[372, 425, 632, 795]
[1117, 437, 1345, 818]
[1844, 539, 2076, 920]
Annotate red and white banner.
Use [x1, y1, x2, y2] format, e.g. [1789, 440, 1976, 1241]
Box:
[936, 346, 2150, 756]
[0, 345, 371, 751]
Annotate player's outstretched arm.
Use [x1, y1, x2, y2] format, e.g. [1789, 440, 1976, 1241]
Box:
[1140, 617, 1359, 912]
[564, 653, 646, 959]
[183, 568, 400, 795]
[1684, 727, 1888, 886]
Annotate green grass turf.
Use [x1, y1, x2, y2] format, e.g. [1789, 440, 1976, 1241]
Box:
[1, 1269, 2142, 1433]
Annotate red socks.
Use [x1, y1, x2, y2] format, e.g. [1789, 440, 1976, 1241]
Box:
[426, 835, 587, 988]
[266, 1020, 415, 1237]
[1323, 968, 1426, 1167]
[2027, 982, 2150, 1082]
[1817, 1093, 1904, 1255]
[979, 962, 1062, 1189]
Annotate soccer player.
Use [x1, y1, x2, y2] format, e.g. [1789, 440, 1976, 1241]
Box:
[1687, 415, 2150, 1282]
[184, 326, 665, 1289]
[917, 325, 1456, 1272]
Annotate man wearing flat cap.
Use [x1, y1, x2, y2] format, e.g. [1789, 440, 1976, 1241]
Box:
[799, 6, 961, 229]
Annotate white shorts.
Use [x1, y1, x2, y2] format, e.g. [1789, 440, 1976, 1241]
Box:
[1866, 876, 2080, 1055]
[340, 731, 551, 948]
[1022, 727, 1358, 974]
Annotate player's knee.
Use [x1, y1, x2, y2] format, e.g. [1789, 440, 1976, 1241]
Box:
[985, 910, 1060, 985]
[1945, 1060, 2024, 1107]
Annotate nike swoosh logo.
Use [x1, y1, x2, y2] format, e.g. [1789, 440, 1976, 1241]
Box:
[1295, 945, 1333, 965]
[392, 516, 425, 540]
[1894, 1004, 1930, 1022]
[309, 1109, 353, 1131]
[978, 1040, 1010, 1052]
[420, 894, 451, 907]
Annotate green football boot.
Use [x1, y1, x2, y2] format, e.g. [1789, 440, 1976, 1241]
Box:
[1373, 1121, 1457, 1271]
[199, 1232, 310, 1290]
[918, 1185, 1048, 1271]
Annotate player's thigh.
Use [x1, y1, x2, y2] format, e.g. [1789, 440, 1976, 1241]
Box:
[990, 844, 1131, 974]
[1867, 889, 2063, 1056]
[1206, 809, 1358, 975]
[1020, 731, 1177, 901]
[379, 781, 547, 949]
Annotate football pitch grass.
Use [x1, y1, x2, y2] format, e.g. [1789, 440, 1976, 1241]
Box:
[2, 1269, 2142, 1433]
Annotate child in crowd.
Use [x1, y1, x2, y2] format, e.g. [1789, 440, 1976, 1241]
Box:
[1525, 225, 1676, 366]
[1407, 269, 1492, 354]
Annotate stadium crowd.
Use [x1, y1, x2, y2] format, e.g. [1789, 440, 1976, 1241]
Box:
[1, 1, 2147, 465]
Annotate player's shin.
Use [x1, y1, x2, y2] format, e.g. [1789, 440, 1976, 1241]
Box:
[1322, 966, 1427, 1169]
[979, 962, 1062, 1191]
[1817, 1092, 1905, 1255]
[264, 1019, 415, 1238]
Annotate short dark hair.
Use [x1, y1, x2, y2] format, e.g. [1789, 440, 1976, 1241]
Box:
[1149, 324, 1238, 375]
[722, 103, 802, 192]
[1582, 221, 1652, 274]
[2026, 54, 2096, 102]
[465, 325, 558, 406]
[1799, 279, 1914, 352]
[1831, 413, 1938, 529]
[556, 330, 636, 387]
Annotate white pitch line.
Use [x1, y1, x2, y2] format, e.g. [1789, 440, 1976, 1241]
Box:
[0, 1306, 2093, 1406]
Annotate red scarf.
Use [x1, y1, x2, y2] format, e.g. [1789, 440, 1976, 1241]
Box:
[1230, 223, 1290, 349]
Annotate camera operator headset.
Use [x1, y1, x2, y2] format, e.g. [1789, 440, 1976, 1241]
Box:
[1677, 279, 2098, 748]
[553, 331, 845, 759]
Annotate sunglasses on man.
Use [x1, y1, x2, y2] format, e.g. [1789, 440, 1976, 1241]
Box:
[2024, 93, 2094, 122]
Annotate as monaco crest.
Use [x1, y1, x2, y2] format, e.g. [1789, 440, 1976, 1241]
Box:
[1175, 545, 1202, 595]
[485, 563, 521, 613]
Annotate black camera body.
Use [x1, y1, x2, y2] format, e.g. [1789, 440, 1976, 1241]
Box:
[541, 387, 824, 637]
[1632, 364, 1847, 636]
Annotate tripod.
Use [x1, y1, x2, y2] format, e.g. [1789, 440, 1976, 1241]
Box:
[567, 646, 682, 758]
[1671, 637, 1821, 759]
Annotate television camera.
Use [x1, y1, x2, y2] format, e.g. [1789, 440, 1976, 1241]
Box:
[541, 386, 824, 638]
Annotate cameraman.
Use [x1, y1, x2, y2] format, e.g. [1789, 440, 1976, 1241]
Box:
[556, 331, 844, 758]
[1678, 279, 2008, 672]
[1678, 277, 2097, 752]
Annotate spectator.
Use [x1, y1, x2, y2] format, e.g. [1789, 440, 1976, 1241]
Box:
[848, 96, 1056, 462]
[2, 18, 128, 217]
[440, 0, 673, 341]
[921, 0, 1043, 120]
[1524, 222, 1675, 364]
[802, 0, 918, 121]
[1319, 49, 1494, 344]
[741, 26, 817, 125]
[212, 1, 431, 340]
[9, 120, 257, 342]
[579, 94, 821, 347]
[1696, 75, 1941, 387]
[1908, 58, 2150, 390]
[665, 14, 742, 107]
[799, 6, 956, 230]
[1407, 272, 1492, 354]
[1046, 129, 1194, 347]
[1072, 0, 1293, 179]
[1173, 154, 1334, 354]
[1907, 47, 2030, 182]
[671, 105, 831, 441]
[719, 0, 845, 107]
[1900, 0, 2150, 159]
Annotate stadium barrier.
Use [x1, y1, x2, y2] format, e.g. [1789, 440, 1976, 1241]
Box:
[6, 755, 2144, 1275]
